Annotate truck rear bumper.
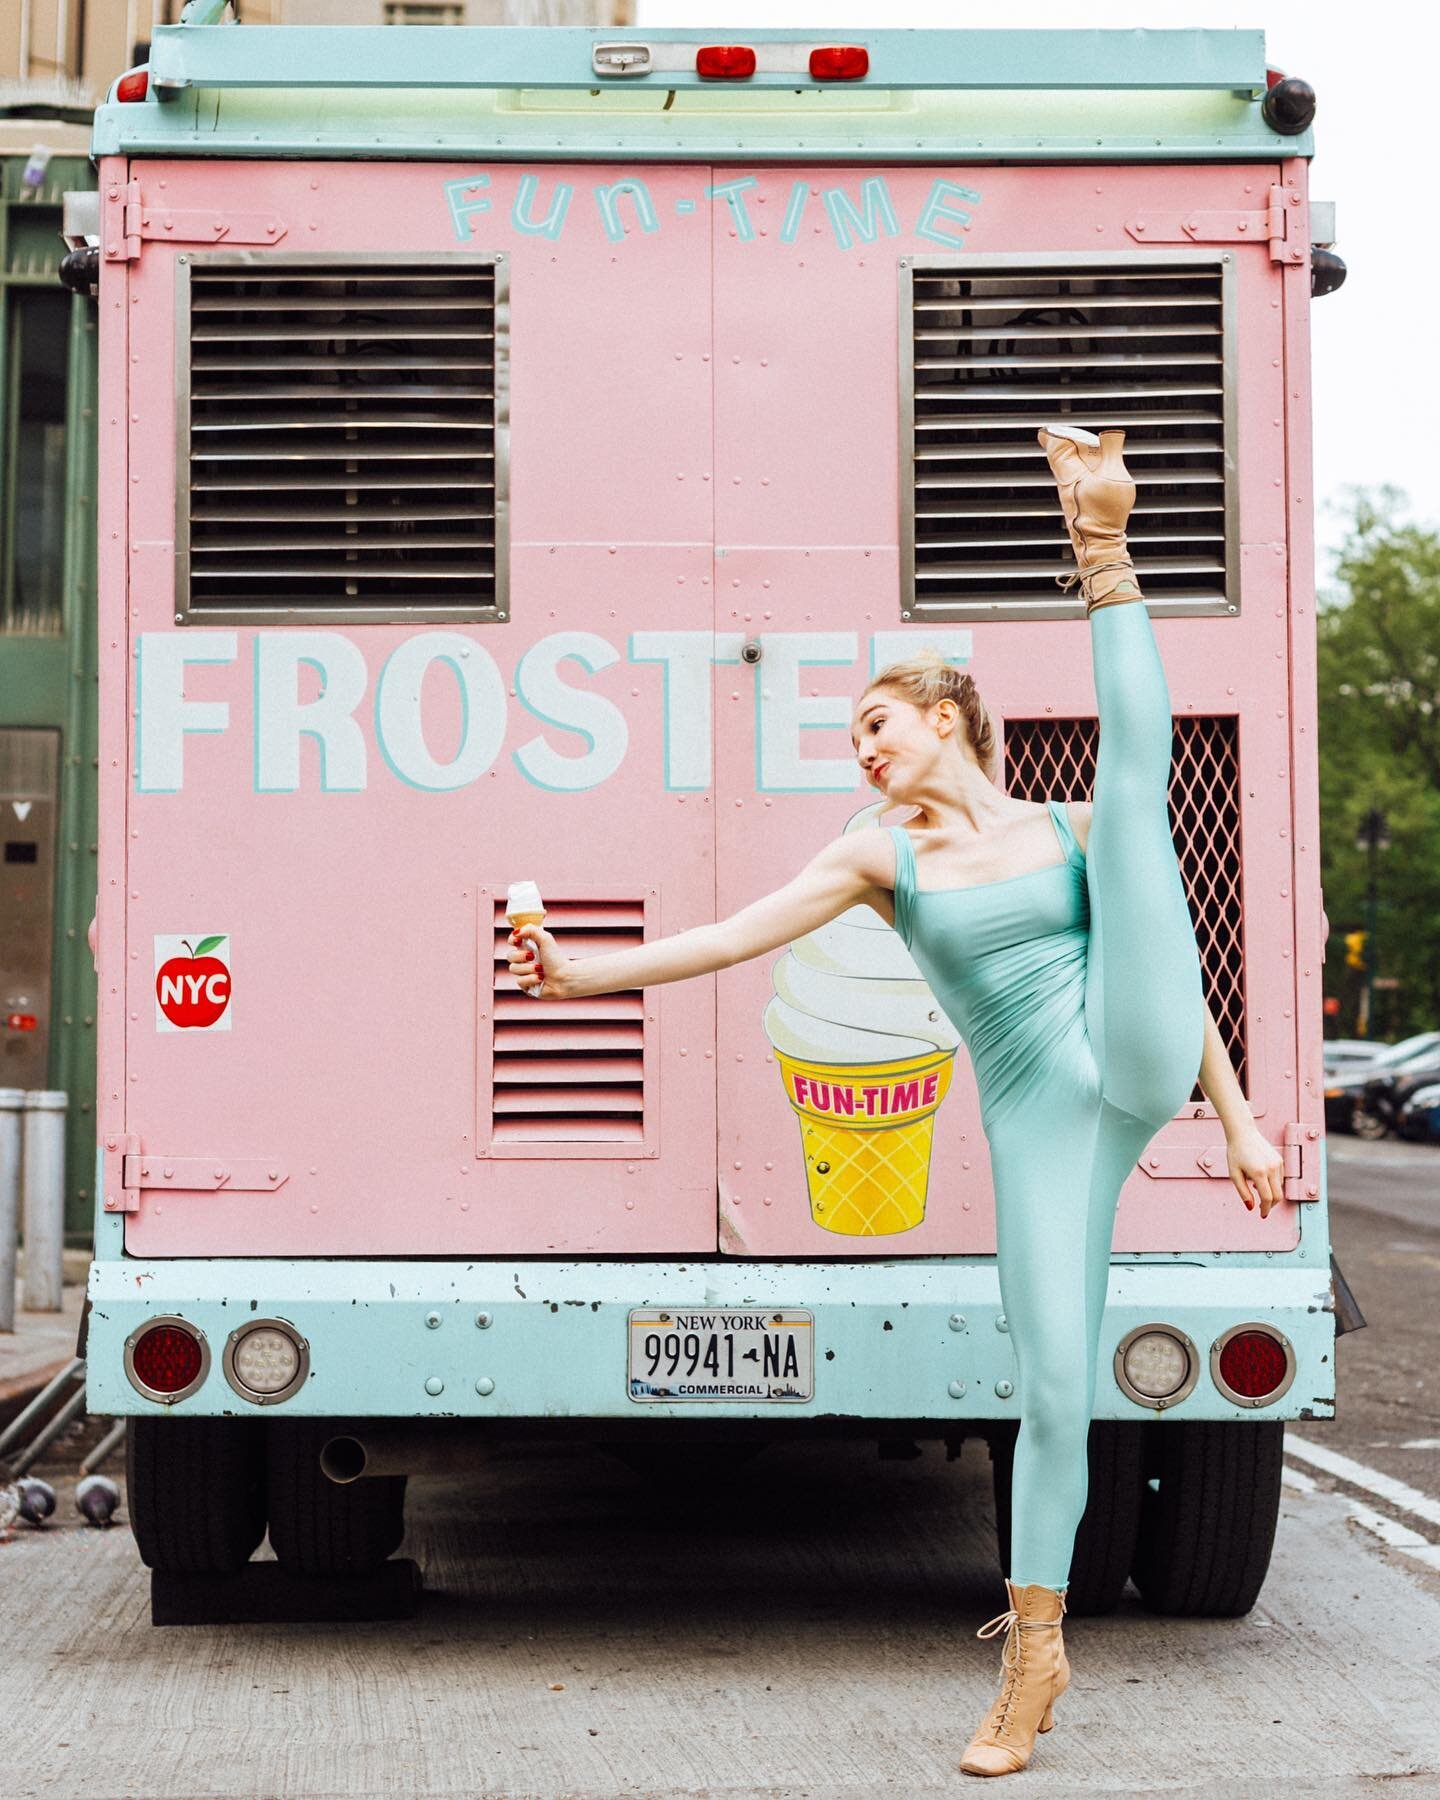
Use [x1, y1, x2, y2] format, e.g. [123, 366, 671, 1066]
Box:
[85, 1257, 1336, 1422]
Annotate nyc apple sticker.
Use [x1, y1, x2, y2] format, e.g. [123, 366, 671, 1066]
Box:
[155, 935, 232, 1032]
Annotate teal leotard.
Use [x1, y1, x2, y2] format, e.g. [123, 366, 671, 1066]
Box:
[887, 600, 1205, 1591]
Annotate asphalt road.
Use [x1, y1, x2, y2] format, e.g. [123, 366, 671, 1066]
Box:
[2, 1135, 1438, 1799]
[1324, 1135, 1440, 1519]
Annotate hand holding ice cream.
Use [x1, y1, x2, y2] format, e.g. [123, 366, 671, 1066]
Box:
[506, 880, 569, 999]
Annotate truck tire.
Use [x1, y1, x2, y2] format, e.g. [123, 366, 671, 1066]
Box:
[990, 1421, 1144, 1616]
[1130, 1419, 1284, 1616]
[266, 1419, 407, 1577]
[126, 1416, 267, 1575]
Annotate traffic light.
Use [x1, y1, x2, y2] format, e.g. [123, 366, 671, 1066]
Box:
[1345, 930, 1367, 970]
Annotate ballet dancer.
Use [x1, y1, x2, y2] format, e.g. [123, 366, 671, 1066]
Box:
[507, 426, 1285, 1778]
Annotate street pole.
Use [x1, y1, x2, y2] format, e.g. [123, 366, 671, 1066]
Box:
[1365, 832, 1378, 1038]
[1356, 807, 1390, 1040]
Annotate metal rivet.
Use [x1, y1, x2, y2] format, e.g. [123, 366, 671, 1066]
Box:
[425, 1311, 442, 1330]
[424, 1376, 444, 1397]
[994, 1379, 1014, 1399]
[995, 1314, 1009, 1334]
[475, 1376, 495, 1396]
[475, 1312, 493, 1330]
[948, 1314, 966, 1332]
[948, 1379, 967, 1399]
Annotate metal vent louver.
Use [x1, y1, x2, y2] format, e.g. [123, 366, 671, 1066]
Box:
[902, 255, 1236, 619]
[1005, 715, 1246, 1104]
[489, 900, 648, 1145]
[178, 254, 507, 623]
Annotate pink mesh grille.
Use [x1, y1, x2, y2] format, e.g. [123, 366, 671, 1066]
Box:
[1005, 715, 1246, 1102]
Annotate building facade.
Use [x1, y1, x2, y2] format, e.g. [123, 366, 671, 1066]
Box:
[2, 1, 636, 108]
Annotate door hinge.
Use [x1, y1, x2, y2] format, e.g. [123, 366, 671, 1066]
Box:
[1125, 184, 1306, 265]
[1137, 1123, 1320, 1202]
[102, 180, 289, 264]
[1282, 1120, 1322, 1203]
[119, 1154, 289, 1195]
[103, 1132, 142, 1214]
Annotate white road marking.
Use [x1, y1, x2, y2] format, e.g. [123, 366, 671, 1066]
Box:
[1345, 1503, 1440, 1571]
[1285, 1460, 1440, 1570]
[1401, 1439, 1440, 1451]
[1286, 1434, 1440, 1531]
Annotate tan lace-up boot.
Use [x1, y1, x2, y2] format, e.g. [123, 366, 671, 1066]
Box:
[1037, 426, 1145, 616]
[959, 1579, 1070, 1777]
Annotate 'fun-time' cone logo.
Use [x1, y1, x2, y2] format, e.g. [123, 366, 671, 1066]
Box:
[775, 1046, 957, 1235]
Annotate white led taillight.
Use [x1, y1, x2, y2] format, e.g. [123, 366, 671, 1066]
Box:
[222, 1319, 309, 1405]
[1114, 1324, 1200, 1410]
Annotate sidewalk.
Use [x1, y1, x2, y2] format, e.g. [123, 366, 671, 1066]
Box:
[1, 1251, 87, 1413]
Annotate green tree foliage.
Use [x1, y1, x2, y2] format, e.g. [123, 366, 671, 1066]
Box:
[1318, 488, 1440, 1038]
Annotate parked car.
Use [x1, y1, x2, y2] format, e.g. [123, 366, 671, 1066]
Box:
[1324, 1035, 1440, 1136]
[1357, 1056, 1440, 1141]
[1323, 1038, 1389, 1078]
[1397, 1083, 1440, 1144]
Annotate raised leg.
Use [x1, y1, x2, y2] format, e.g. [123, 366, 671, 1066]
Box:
[1083, 599, 1205, 1125]
[1038, 425, 1205, 1123]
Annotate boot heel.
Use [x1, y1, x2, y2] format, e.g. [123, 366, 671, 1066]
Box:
[1038, 1703, 1055, 1733]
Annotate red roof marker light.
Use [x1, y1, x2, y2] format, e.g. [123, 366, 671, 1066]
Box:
[696, 45, 756, 80]
[116, 69, 149, 103]
[810, 46, 869, 81]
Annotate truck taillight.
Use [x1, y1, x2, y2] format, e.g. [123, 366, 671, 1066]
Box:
[1114, 1324, 1199, 1409]
[1212, 1325, 1295, 1405]
[116, 69, 149, 103]
[223, 1319, 309, 1405]
[125, 1317, 208, 1402]
[5, 1013, 37, 1031]
[696, 46, 756, 80]
[810, 47, 869, 80]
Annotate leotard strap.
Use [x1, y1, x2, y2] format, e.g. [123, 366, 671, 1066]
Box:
[1047, 798, 1086, 867]
[887, 823, 917, 948]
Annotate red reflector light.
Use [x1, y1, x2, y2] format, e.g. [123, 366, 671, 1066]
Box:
[5, 1013, 37, 1031]
[1266, 67, 1286, 89]
[810, 46, 869, 80]
[131, 1323, 204, 1395]
[116, 69, 149, 103]
[1217, 1330, 1288, 1398]
[696, 45, 756, 80]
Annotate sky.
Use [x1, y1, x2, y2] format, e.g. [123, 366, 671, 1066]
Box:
[635, 1, 1432, 588]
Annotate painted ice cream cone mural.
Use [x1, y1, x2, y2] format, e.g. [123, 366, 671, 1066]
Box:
[762, 802, 962, 1236]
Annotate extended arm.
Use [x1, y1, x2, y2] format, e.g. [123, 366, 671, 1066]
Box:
[512, 836, 876, 1000]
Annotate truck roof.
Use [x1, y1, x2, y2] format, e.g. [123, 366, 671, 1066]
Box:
[93, 23, 1313, 165]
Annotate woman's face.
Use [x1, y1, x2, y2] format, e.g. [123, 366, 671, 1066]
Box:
[850, 687, 961, 799]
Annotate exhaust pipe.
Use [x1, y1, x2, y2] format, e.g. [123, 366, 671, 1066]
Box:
[320, 1423, 492, 1484]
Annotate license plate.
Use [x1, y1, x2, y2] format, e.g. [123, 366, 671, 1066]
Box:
[627, 1308, 814, 1403]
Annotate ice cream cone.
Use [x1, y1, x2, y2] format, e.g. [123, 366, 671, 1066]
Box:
[761, 799, 963, 1236]
[774, 1045, 958, 1235]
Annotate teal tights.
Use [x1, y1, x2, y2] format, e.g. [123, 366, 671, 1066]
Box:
[1002, 601, 1205, 1590]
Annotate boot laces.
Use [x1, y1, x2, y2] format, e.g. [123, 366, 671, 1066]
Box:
[1056, 561, 1141, 601]
[974, 1602, 1065, 1737]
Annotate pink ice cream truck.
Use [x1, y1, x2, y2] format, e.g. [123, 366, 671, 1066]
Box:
[82, 14, 1340, 1617]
